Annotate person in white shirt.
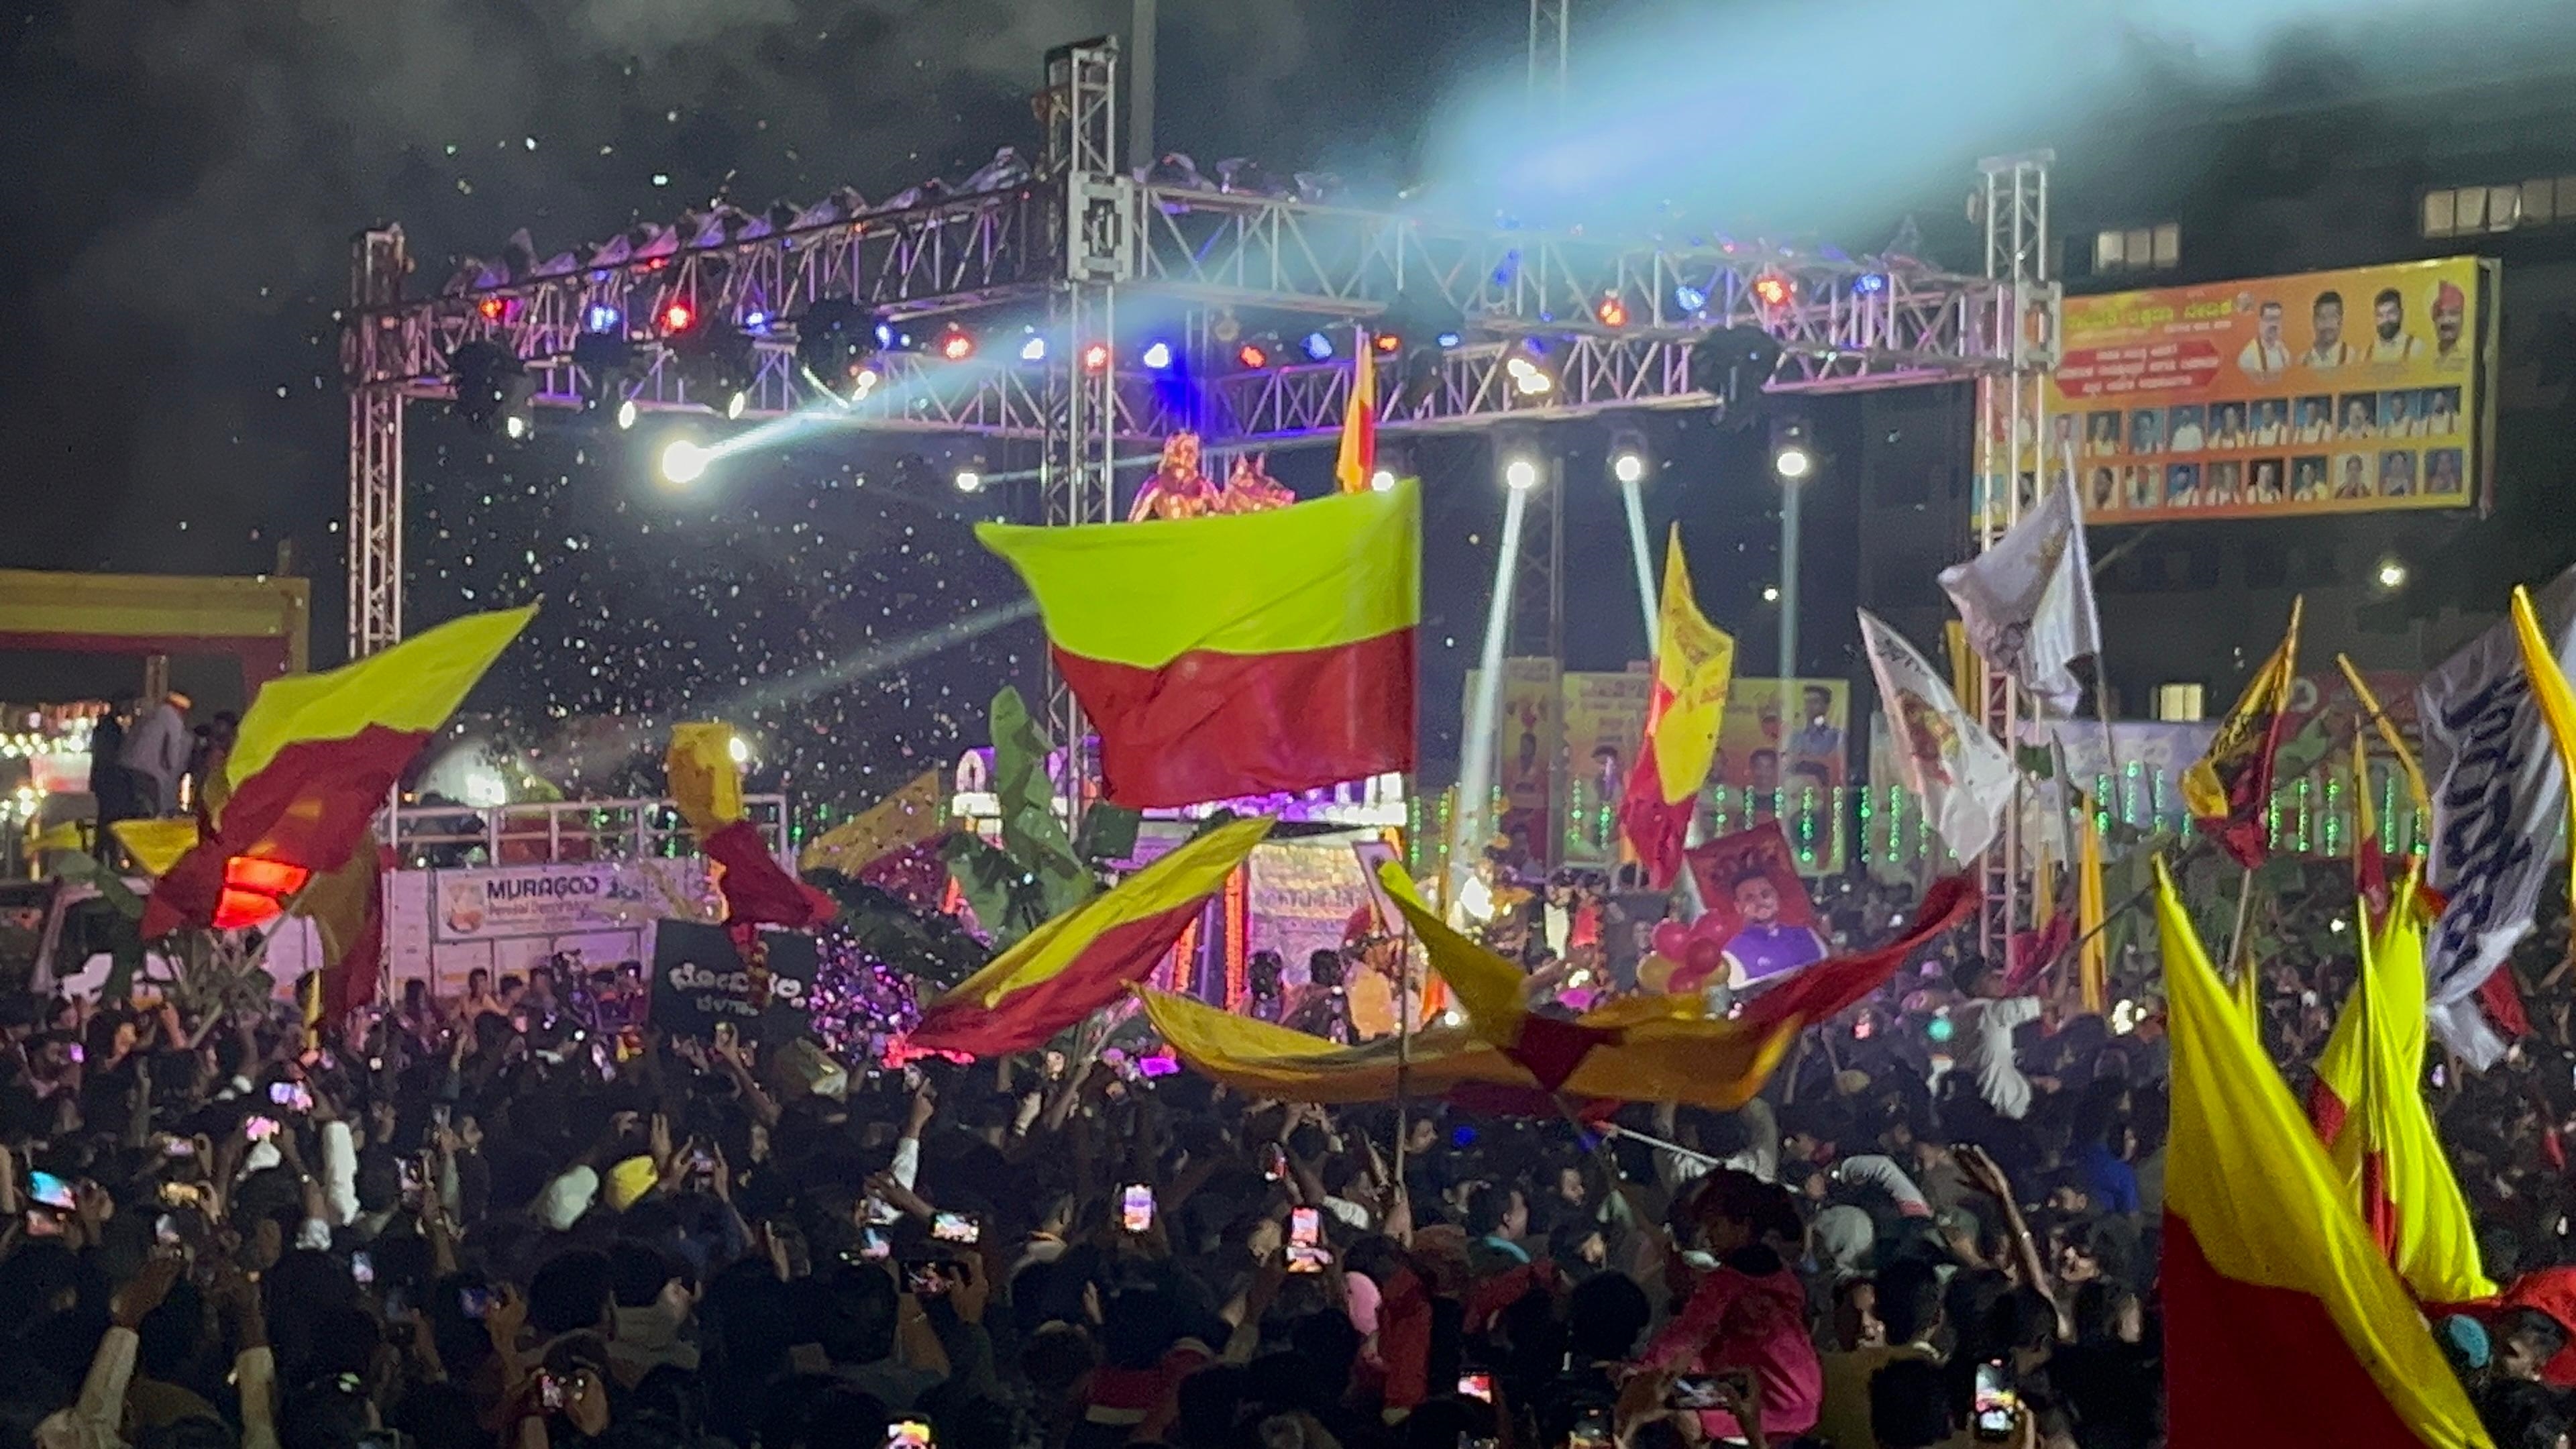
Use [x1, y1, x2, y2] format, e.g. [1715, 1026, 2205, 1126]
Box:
[2236, 299, 2290, 377]
[2250, 398, 2288, 447]
[1953, 958, 2046, 1120]
[2165, 407, 2205, 451]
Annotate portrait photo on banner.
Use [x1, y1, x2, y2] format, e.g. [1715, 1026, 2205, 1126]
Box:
[1681, 820, 1830, 986]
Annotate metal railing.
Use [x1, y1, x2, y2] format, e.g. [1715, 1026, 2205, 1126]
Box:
[381, 794, 792, 869]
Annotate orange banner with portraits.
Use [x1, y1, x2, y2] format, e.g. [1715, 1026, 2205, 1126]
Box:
[2050, 258, 2491, 523]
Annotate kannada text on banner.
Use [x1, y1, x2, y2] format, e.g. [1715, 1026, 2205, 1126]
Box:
[2049, 257, 2489, 523]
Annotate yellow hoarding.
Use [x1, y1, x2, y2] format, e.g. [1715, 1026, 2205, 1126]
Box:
[2048, 257, 2491, 523]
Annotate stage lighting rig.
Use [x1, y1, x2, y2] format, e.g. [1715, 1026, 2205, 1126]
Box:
[1690, 325, 1782, 429]
[1609, 429, 1650, 485]
[796, 299, 880, 394]
[449, 339, 534, 439]
[572, 331, 639, 423]
[666, 323, 758, 419]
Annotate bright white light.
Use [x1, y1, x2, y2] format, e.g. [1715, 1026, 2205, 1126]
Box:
[1512, 366, 1554, 397]
[1140, 341, 1173, 370]
[852, 365, 881, 396]
[1504, 458, 1542, 491]
[2375, 557, 2408, 591]
[1762, 584, 1782, 602]
[1612, 451, 1647, 485]
[615, 399, 638, 430]
[502, 415, 529, 441]
[727, 734, 751, 765]
[725, 390, 748, 421]
[460, 768, 508, 808]
[1369, 468, 1397, 492]
[1773, 444, 1815, 481]
[660, 439, 710, 485]
[954, 470, 984, 494]
[1019, 335, 1047, 362]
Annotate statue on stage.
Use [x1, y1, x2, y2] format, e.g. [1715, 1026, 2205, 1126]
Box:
[1127, 434, 1299, 521]
[1128, 431, 1220, 521]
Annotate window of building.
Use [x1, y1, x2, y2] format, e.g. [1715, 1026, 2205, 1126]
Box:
[2155, 684, 2206, 722]
[2424, 178, 2576, 238]
[2093, 223, 2181, 274]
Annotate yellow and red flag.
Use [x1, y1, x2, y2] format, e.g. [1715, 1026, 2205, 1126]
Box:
[801, 770, 953, 906]
[667, 724, 837, 930]
[140, 606, 533, 938]
[977, 484, 1418, 809]
[2307, 865, 2493, 1305]
[2182, 596, 2302, 868]
[1334, 330, 1377, 494]
[906, 816, 1271, 1057]
[2154, 857, 2491, 1449]
[1617, 527, 1735, 888]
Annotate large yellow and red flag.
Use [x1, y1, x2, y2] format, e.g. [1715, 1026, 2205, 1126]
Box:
[140, 606, 533, 938]
[2155, 857, 2491, 1449]
[1334, 330, 1377, 494]
[2306, 865, 2493, 1305]
[906, 816, 1271, 1057]
[977, 484, 1418, 809]
[2182, 596, 2302, 868]
[1616, 527, 1735, 888]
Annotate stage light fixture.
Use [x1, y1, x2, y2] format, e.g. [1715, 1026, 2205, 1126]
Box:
[1234, 336, 1275, 370]
[1020, 333, 1049, 362]
[1762, 584, 1781, 603]
[572, 331, 637, 420]
[1752, 271, 1795, 309]
[659, 439, 710, 486]
[1854, 272, 1888, 294]
[954, 468, 985, 494]
[1594, 294, 1629, 329]
[1674, 284, 1709, 313]
[936, 325, 976, 362]
[586, 304, 624, 332]
[743, 311, 771, 331]
[616, 399, 639, 430]
[1081, 342, 1113, 373]
[667, 324, 757, 418]
[1370, 468, 1397, 492]
[1373, 331, 1403, 356]
[1504, 456, 1542, 492]
[1770, 416, 1816, 482]
[1689, 325, 1783, 423]
[658, 299, 697, 333]
[1301, 331, 1335, 361]
[1140, 341, 1175, 370]
[1503, 341, 1556, 398]
[2375, 555, 2409, 592]
[448, 339, 534, 439]
[796, 299, 879, 390]
[1609, 429, 1650, 485]
[476, 296, 507, 322]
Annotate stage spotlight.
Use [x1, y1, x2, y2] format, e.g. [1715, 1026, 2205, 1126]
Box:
[1234, 335, 1275, 370]
[1594, 294, 1629, 329]
[1504, 456, 1542, 492]
[1373, 331, 1403, 356]
[1673, 284, 1709, 313]
[1854, 272, 1888, 294]
[936, 325, 976, 362]
[448, 339, 533, 438]
[1140, 340, 1175, 370]
[1503, 341, 1556, 398]
[2375, 555, 2409, 592]
[1301, 331, 1335, 361]
[1752, 271, 1795, 309]
[796, 299, 879, 391]
[1762, 584, 1781, 603]
[954, 468, 985, 494]
[1609, 429, 1649, 485]
[743, 311, 771, 332]
[1020, 333, 1049, 363]
[586, 304, 624, 332]
[660, 439, 710, 486]
[1081, 342, 1113, 373]
[1370, 468, 1397, 492]
[1770, 416, 1816, 482]
[658, 299, 697, 334]
[616, 399, 639, 430]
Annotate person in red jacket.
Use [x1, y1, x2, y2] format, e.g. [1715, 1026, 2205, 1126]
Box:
[1637, 1169, 1824, 1443]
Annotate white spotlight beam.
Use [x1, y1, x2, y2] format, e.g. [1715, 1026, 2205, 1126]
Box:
[1452, 484, 1531, 907]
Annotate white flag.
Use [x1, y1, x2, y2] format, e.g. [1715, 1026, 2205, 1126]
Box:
[1860, 608, 2019, 863]
[1937, 477, 2102, 718]
[2420, 564, 2576, 1065]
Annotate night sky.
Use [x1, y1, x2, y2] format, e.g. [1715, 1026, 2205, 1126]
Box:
[3, 0, 2540, 814]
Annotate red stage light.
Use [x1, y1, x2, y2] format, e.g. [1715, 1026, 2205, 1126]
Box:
[1236, 341, 1271, 370]
[1752, 273, 1794, 309]
[1081, 342, 1112, 372]
[476, 297, 507, 321]
[937, 327, 976, 362]
[659, 300, 697, 333]
[1594, 294, 1629, 328]
[1373, 331, 1403, 356]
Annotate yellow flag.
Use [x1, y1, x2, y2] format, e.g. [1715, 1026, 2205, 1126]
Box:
[2337, 654, 2430, 823]
[2076, 812, 2108, 1014]
[802, 771, 951, 875]
[2511, 584, 2576, 926]
[665, 723, 746, 839]
[1944, 619, 1980, 718]
[113, 818, 203, 878]
[1649, 527, 1735, 804]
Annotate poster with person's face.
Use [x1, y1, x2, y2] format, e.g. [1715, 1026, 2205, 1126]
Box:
[1681, 820, 1829, 984]
[2047, 256, 2491, 525]
[1713, 679, 1849, 792]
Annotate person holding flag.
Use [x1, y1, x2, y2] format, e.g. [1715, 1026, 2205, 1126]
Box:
[1618, 527, 1735, 888]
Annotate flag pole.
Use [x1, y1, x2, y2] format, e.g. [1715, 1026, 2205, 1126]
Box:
[1391, 912, 1415, 1211]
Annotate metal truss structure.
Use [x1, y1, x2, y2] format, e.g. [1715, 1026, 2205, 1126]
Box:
[1971, 152, 2057, 959]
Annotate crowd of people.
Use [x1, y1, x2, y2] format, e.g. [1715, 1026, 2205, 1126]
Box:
[2, 856, 2574, 1449]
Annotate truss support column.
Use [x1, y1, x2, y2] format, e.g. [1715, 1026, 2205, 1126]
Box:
[347, 227, 409, 663]
[1041, 38, 1136, 830]
[1972, 151, 2054, 962]
[1503, 453, 1566, 865]
[1527, 0, 1569, 111]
